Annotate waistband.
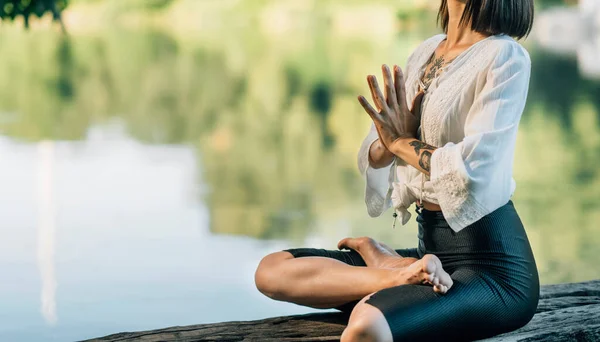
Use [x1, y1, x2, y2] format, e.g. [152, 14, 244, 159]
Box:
[415, 200, 516, 228]
[415, 206, 448, 227]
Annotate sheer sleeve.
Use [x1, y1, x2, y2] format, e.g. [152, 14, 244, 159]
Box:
[429, 41, 531, 232]
[357, 122, 398, 217]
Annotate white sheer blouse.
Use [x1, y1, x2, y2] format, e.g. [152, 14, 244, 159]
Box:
[357, 33, 532, 233]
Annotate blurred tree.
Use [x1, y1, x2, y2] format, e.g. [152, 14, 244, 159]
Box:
[0, 0, 67, 30]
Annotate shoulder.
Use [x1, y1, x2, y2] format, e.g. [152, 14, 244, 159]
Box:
[485, 35, 531, 70]
[468, 35, 531, 90]
[469, 36, 532, 100]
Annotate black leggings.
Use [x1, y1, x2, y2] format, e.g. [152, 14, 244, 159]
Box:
[283, 200, 540, 341]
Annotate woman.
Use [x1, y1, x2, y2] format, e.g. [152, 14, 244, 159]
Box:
[254, 0, 539, 341]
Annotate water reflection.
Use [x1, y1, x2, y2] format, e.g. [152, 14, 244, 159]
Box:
[0, 21, 598, 278]
[0, 7, 599, 341]
[1, 126, 320, 341]
[37, 141, 57, 325]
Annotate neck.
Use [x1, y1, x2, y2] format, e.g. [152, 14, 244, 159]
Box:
[445, 0, 488, 49]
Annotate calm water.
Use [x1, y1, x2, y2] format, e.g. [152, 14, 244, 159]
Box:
[1, 6, 600, 341]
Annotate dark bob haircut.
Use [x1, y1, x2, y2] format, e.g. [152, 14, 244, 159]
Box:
[437, 0, 535, 40]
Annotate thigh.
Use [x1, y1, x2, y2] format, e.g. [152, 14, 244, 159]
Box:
[283, 246, 422, 314]
[283, 248, 367, 313]
[365, 268, 525, 341]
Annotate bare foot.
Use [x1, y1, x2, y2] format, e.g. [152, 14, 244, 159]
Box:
[417, 254, 454, 294]
[384, 254, 452, 294]
[337, 237, 453, 294]
[337, 236, 416, 269]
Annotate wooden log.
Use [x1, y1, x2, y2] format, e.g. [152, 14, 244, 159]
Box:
[85, 279, 600, 342]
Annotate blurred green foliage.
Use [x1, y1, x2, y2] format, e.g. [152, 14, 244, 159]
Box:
[0, 0, 68, 26]
[0, 0, 577, 31]
[0, 1, 597, 285]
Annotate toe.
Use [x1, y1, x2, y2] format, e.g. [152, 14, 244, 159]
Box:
[337, 238, 350, 250]
[434, 284, 447, 294]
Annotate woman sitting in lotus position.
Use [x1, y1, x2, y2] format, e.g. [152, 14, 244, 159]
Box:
[254, 0, 540, 341]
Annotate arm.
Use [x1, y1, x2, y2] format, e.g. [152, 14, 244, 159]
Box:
[357, 122, 398, 218]
[368, 139, 396, 169]
[355, 62, 421, 218]
[390, 138, 436, 176]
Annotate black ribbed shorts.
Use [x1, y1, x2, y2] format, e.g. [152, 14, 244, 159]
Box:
[283, 200, 540, 341]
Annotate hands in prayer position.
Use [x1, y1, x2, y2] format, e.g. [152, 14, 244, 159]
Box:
[360, 64, 436, 176]
[358, 64, 421, 151]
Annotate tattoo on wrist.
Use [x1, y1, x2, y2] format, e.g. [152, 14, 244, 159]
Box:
[408, 140, 435, 172]
[408, 140, 436, 154]
[419, 151, 431, 172]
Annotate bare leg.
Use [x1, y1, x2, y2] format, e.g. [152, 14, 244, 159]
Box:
[338, 237, 453, 294]
[341, 292, 393, 342]
[254, 251, 434, 309]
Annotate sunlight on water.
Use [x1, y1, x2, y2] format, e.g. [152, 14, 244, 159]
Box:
[0, 2, 599, 341]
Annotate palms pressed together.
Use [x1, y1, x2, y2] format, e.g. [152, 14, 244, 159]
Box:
[357, 64, 423, 149]
[336, 67, 453, 294]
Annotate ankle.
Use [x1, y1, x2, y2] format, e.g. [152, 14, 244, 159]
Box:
[381, 268, 407, 288]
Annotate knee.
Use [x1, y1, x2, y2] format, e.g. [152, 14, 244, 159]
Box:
[515, 299, 538, 329]
[341, 305, 392, 342]
[341, 317, 389, 342]
[254, 251, 291, 299]
[341, 319, 375, 342]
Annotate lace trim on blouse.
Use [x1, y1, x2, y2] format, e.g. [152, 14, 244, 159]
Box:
[358, 33, 530, 233]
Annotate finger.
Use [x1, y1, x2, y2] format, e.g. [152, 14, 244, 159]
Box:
[367, 76, 382, 111]
[358, 95, 380, 120]
[394, 65, 407, 109]
[367, 75, 388, 113]
[382, 64, 399, 112]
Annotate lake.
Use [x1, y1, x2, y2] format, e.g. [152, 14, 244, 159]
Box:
[1, 4, 599, 341]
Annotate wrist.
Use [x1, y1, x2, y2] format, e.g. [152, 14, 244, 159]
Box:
[379, 139, 395, 157]
[390, 136, 415, 155]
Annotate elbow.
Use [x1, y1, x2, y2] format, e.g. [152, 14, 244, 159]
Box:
[370, 159, 394, 170]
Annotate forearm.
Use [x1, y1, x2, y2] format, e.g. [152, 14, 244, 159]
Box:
[368, 139, 396, 169]
[390, 137, 437, 176]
